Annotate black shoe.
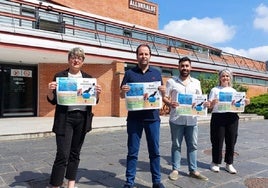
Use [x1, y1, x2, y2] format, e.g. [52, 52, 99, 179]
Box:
[152, 182, 165, 188]
[123, 184, 134, 188]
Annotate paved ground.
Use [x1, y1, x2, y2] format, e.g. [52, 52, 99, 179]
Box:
[0, 116, 268, 188]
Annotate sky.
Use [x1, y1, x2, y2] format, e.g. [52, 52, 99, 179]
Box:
[153, 0, 268, 62]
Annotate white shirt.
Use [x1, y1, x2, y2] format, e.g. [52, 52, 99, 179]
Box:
[166, 76, 202, 125]
[208, 86, 237, 113]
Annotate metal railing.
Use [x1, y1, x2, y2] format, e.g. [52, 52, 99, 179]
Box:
[0, 0, 267, 74]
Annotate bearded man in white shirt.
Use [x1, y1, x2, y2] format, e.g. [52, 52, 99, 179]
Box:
[163, 57, 209, 181]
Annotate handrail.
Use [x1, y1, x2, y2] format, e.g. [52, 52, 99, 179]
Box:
[2, 0, 267, 73]
[0, 11, 36, 21]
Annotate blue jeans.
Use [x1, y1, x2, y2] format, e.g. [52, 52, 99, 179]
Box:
[125, 119, 161, 185]
[169, 121, 198, 172]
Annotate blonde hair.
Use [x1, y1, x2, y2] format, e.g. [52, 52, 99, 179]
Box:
[218, 69, 233, 87]
[68, 47, 85, 61]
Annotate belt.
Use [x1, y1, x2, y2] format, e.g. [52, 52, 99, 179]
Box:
[67, 110, 86, 114]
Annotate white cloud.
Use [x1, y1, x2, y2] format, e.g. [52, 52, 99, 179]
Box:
[160, 15, 268, 62]
[254, 4, 268, 32]
[220, 46, 268, 62]
[160, 17, 236, 45]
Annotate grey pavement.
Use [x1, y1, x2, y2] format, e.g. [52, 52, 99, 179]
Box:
[0, 114, 267, 188]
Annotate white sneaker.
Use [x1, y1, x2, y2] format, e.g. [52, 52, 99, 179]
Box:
[225, 164, 237, 174]
[210, 162, 220, 172]
[168, 170, 179, 181]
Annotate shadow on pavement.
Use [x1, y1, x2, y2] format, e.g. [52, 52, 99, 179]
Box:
[9, 171, 50, 188]
[76, 168, 149, 188]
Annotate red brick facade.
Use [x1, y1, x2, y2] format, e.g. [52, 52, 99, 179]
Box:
[50, 0, 159, 29]
[38, 61, 267, 117]
[39, 61, 129, 117]
[25, 1, 268, 117]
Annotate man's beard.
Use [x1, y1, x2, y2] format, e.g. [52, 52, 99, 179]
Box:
[138, 60, 149, 67]
[180, 70, 189, 78]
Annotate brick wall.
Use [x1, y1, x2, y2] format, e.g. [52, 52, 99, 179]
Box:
[38, 62, 267, 117]
[39, 61, 172, 118]
[39, 63, 66, 117]
[111, 61, 128, 117]
[39, 62, 121, 117]
[245, 84, 268, 98]
[51, 0, 158, 29]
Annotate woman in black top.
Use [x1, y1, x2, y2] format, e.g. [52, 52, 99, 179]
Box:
[47, 47, 101, 188]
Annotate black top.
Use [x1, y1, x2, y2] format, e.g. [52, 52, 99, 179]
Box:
[47, 69, 94, 134]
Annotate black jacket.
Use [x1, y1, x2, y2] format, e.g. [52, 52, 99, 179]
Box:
[47, 69, 94, 134]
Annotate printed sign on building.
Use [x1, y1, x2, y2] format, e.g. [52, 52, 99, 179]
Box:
[129, 0, 157, 15]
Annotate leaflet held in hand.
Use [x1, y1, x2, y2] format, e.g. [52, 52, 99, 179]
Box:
[56, 77, 97, 105]
[176, 93, 208, 116]
[125, 81, 162, 111]
[217, 92, 246, 112]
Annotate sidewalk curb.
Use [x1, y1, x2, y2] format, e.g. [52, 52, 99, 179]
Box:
[0, 114, 264, 141]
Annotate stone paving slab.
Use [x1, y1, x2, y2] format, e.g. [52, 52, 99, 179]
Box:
[0, 119, 267, 187]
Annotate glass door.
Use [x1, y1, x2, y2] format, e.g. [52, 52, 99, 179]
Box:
[0, 64, 37, 117]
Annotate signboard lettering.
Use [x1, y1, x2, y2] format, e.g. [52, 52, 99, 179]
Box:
[129, 0, 157, 15]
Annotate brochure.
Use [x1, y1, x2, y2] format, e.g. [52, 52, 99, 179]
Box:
[218, 92, 246, 112]
[56, 77, 97, 105]
[125, 81, 162, 111]
[176, 93, 207, 116]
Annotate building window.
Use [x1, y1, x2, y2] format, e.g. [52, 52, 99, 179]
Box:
[123, 29, 132, 38]
[210, 49, 221, 57]
[21, 6, 35, 17]
[36, 18, 65, 33]
[162, 68, 173, 76]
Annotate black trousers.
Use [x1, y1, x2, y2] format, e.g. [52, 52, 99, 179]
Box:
[210, 113, 239, 165]
[50, 111, 87, 186]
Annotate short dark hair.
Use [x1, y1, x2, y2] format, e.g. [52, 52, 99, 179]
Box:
[179, 56, 191, 64]
[136, 44, 152, 56]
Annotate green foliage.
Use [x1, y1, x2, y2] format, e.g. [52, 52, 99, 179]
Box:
[198, 74, 218, 94]
[233, 82, 248, 92]
[198, 73, 248, 94]
[245, 93, 268, 119]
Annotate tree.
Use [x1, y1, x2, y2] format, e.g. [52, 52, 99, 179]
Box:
[245, 93, 268, 119]
[233, 82, 248, 92]
[198, 73, 248, 94]
[198, 73, 218, 94]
